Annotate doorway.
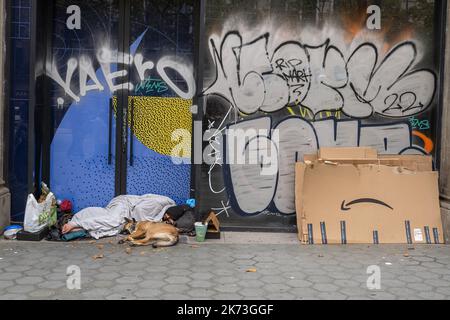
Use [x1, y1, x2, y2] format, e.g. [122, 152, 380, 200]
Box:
[36, 0, 196, 211]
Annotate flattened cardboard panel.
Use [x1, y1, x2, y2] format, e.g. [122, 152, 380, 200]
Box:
[296, 163, 443, 244]
[304, 154, 433, 172]
[319, 147, 378, 161]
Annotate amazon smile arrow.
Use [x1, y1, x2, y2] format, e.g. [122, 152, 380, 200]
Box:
[341, 198, 394, 211]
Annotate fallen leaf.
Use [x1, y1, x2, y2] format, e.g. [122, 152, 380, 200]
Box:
[125, 248, 132, 255]
[92, 254, 104, 260]
[89, 240, 96, 244]
[246, 268, 257, 273]
[97, 245, 104, 250]
[403, 253, 410, 258]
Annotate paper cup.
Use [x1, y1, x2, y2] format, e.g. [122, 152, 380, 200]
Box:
[195, 222, 208, 242]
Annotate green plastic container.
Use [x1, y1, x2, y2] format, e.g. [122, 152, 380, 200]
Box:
[195, 223, 208, 242]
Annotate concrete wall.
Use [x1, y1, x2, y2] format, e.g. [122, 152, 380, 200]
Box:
[0, 0, 10, 232]
[440, 4, 450, 244]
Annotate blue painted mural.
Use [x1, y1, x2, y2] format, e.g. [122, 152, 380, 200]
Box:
[48, 1, 195, 212]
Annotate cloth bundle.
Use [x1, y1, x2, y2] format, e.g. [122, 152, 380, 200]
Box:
[70, 194, 176, 239]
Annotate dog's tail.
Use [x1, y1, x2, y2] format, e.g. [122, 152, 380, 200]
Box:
[152, 234, 179, 248]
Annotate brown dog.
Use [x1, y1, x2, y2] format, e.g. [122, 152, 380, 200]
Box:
[119, 218, 179, 248]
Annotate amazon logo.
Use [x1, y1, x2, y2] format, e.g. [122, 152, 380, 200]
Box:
[341, 198, 394, 211]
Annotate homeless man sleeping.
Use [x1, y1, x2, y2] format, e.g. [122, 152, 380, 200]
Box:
[61, 194, 197, 240]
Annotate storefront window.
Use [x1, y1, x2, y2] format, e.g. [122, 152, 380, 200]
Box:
[8, 0, 32, 220]
[200, 0, 440, 229]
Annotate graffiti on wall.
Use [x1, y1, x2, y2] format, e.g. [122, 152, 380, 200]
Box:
[46, 48, 196, 104]
[204, 32, 436, 118]
[203, 22, 437, 218]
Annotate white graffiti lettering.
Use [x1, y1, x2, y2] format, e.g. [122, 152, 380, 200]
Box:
[204, 32, 436, 119]
[46, 49, 196, 102]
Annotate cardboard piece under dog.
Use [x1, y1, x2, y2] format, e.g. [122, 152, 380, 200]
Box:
[296, 148, 444, 245]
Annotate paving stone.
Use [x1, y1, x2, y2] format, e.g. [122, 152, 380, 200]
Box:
[417, 291, 445, 300]
[106, 293, 136, 300]
[287, 279, 313, 288]
[134, 288, 162, 298]
[369, 291, 398, 300]
[138, 280, 166, 288]
[187, 289, 215, 298]
[162, 284, 190, 293]
[214, 276, 239, 285]
[266, 293, 295, 300]
[161, 294, 190, 300]
[215, 284, 240, 293]
[263, 283, 291, 292]
[165, 276, 191, 285]
[239, 288, 266, 297]
[0, 273, 21, 281]
[94, 272, 121, 281]
[189, 273, 214, 281]
[15, 276, 45, 285]
[0, 293, 29, 300]
[6, 285, 36, 294]
[115, 276, 142, 285]
[260, 275, 286, 284]
[313, 283, 339, 293]
[406, 283, 434, 291]
[29, 289, 56, 299]
[317, 292, 348, 300]
[0, 280, 14, 289]
[2, 241, 450, 300]
[38, 281, 66, 290]
[81, 288, 111, 298]
[213, 293, 244, 300]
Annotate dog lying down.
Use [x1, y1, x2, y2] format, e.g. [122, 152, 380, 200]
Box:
[119, 218, 179, 248]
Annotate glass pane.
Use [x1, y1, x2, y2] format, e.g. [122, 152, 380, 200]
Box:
[127, 0, 195, 205]
[201, 0, 439, 229]
[49, 0, 120, 211]
[8, 0, 32, 220]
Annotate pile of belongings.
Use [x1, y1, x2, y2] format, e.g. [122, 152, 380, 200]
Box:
[47, 200, 89, 242]
[163, 203, 200, 236]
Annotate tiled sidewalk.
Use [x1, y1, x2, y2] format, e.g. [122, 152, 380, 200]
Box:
[0, 235, 449, 300]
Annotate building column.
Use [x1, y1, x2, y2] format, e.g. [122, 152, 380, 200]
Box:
[440, 5, 450, 244]
[0, 1, 11, 232]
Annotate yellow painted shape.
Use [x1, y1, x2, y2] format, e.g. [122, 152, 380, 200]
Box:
[114, 96, 192, 157]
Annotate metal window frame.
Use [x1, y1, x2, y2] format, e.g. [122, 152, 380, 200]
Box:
[192, 0, 206, 207]
[3, 0, 12, 187]
[434, 0, 448, 172]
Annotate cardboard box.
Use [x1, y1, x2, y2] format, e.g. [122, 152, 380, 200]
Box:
[318, 147, 378, 161]
[296, 149, 443, 245]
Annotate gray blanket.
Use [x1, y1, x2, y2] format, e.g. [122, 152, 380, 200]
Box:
[70, 194, 176, 239]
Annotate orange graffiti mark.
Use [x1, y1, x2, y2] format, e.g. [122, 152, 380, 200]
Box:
[413, 131, 434, 154]
[341, 11, 367, 43]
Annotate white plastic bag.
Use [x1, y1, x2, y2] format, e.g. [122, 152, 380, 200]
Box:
[24, 192, 57, 233]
